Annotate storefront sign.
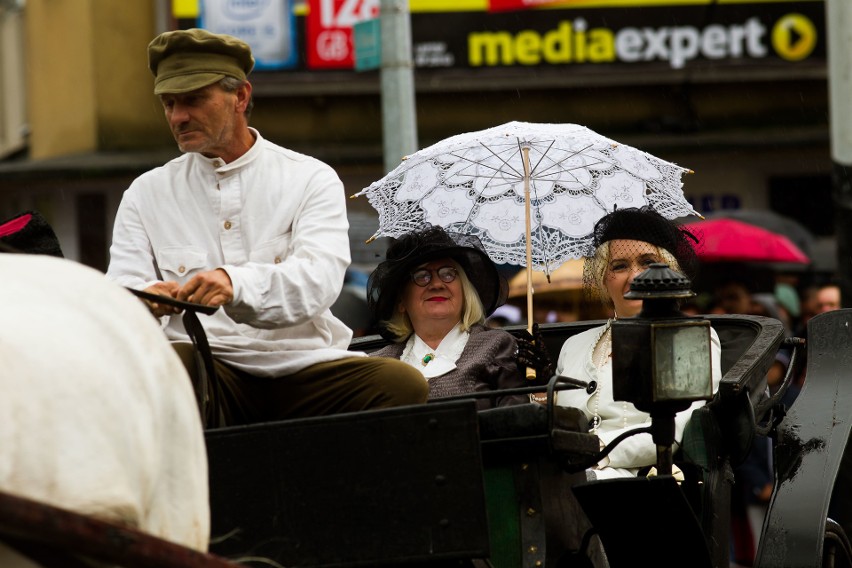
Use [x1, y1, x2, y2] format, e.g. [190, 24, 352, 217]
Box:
[200, 0, 298, 69]
[306, 0, 380, 69]
[409, 1, 824, 71]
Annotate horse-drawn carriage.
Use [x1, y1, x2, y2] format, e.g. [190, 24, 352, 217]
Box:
[202, 309, 851, 567]
[3, 308, 852, 568]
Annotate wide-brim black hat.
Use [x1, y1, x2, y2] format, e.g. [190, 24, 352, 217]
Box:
[367, 226, 508, 325]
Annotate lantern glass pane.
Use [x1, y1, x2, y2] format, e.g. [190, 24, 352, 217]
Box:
[653, 322, 713, 401]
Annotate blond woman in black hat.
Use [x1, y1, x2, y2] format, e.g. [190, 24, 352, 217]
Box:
[107, 29, 428, 427]
[554, 207, 723, 479]
[367, 226, 552, 409]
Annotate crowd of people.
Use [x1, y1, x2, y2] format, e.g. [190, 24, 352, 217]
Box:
[1, 26, 843, 567]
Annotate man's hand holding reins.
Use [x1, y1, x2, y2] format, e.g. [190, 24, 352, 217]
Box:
[177, 268, 233, 308]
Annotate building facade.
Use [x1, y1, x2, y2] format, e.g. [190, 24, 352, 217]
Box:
[0, 0, 834, 272]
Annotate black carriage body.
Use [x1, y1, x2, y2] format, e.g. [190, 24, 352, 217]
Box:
[203, 314, 817, 568]
[206, 400, 490, 567]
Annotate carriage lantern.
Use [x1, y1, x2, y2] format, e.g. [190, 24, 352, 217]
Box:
[611, 263, 713, 475]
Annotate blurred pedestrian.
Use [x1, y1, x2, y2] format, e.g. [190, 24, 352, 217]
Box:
[816, 282, 841, 313]
[713, 277, 754, 315]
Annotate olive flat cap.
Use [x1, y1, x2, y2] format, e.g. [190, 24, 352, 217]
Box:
[148, 28, 254, 95]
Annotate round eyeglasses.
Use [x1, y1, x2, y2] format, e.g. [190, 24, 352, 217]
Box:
[410, 266, 458, 287]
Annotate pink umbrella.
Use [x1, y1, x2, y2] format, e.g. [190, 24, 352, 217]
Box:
[683, 218, 810, 264]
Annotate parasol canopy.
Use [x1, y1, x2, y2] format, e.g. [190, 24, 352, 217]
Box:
[355, 121, 698, 275]
[355, 121, 700, 331]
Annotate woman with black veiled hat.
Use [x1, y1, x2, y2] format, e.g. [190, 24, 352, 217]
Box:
[367, 226, 551, 409]
[554, 206, 723, 479]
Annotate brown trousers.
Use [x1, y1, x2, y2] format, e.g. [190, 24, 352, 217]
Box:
[172, 343, 428, 427]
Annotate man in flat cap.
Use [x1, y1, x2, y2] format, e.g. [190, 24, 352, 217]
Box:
[107, 29, 427, 427]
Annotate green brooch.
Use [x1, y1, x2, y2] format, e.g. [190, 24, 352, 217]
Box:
[421, 353, 435, 366]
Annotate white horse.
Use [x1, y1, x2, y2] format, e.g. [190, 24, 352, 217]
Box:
[0, 254, 209, 562]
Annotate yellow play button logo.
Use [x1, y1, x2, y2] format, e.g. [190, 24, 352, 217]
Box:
[772, 13, 817, 61]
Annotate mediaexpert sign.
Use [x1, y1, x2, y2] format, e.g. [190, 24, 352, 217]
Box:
[408, 1, 825, 72]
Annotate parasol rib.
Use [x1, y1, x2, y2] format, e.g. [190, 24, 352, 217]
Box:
[444, 142, 606, 186]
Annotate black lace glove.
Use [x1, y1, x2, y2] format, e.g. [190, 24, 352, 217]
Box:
[516, 323, 555, 383]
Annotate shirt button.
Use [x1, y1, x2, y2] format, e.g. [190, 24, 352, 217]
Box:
[224, 221, 232, 230]
[178, 265, 186, 274]
[274, 256, 282, 264]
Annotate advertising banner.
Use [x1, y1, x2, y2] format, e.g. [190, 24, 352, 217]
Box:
[199, 0, 298, 69]
[290, 0, 825, 77]
[410, 1, 824, 72]
[306, 0, 380, 69]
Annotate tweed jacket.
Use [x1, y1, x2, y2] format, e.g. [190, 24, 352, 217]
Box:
[370, 324, 527, 409]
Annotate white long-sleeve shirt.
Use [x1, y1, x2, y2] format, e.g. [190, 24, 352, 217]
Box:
[107, 128, 362, 377]
[555, 323, 722, 479]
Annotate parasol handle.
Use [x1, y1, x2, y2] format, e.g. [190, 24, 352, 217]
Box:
[522, 146, 536, 381]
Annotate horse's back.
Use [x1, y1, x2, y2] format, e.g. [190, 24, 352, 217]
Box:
[0, 255, 209, 554]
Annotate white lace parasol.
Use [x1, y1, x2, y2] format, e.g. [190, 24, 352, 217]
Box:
[354, 121, 698, 278]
